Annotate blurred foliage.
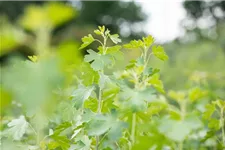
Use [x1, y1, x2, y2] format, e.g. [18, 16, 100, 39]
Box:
[19, 2, 76, 31]
[183, 0, 225, 22]
[0, 17, 26, 56]
[182, 0, 225, 43]
[0, 1, 43, 22]
[0, 1, 146, 39]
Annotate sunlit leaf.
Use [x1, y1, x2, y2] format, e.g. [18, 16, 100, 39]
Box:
[142, 35, 154, 47]
[152, 45, 168, 61]
[79, 34, 95, 50]
[148, 74, 165, 93]
[109, 34, 121, 44]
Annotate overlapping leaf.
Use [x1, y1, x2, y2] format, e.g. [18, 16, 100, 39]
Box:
[84, 50, 111, 71]
[71, 85, 94, 108]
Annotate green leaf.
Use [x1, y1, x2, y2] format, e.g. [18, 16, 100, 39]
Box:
[6, 115, 29, 140]
[143, 67, 160, 76]
[79, 34, 95, 50]
[48, 141, 60, 149]
[53, 122, 72, 136]
[109, 34, 121, 44]
[86, 111, 126, 136]
[86, 114, 112, 136]
[98, 26, 105, 33]
[125, 59, 137, 69]
[169, 108, 181, 120]
[136, 57, 144, 66]
[142, 35, 154, 47]
[71, 85, 94, 108]
[152, 45, 168, 61]
[123, 40, 143, 49]
[148, 74, 165, 93]
[105, 29, 110, 36]
[106, 45, 122, 54]
[208, 118, 220, 130]
[71, 135, 92, 150]
[58, 102, 77, 122]
[189, 87, 208, 102]
[159, 116, 202, 142]
[84, 50, 111, 71]
[158, 119, 188, 142]
[203, 104, 215, 120]
[97, 46, 104, 54]
[107, 122, 127, 141]
[119, 87, 156, 111]
[94, 29, 101, 35]
[50, 135, 70, 150]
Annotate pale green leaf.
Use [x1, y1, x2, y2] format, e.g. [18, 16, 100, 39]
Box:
[152, 45, 168, 61]
[148, 74, 165, 93]
[109, 34, 121, 44]
[106, 45, 122, 54]
[6, 116, 29, 141]
[203, 104, 215, 120]
[71, 85, 94, 108]
[189, 87, 208, 102]
[119, 87, 156, 111]
[84, 50, 111, 71]
[79, 34, 95, 50]
[123, 40, 143, 49]
[71, 135, 92, 150]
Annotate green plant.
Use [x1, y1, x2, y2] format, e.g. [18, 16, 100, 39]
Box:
[1, 6, 225, 149]
[1, 24, 169, 150]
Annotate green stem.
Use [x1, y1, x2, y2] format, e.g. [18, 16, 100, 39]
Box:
[221, 108, 225, 144]
[95, 39, 104, 47]
[97, 87, 102, 114]
[178, 100, 186, 150]
[131, 113, 136, 145]
[95, 32, 108, 150]
[96, 73, 103, 150]
[95, 136, 99, 150]
[179, 141, 183, 150]
[180, 100, 186, 120]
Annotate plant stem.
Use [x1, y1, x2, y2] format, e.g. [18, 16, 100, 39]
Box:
[95, 136, 99, 150]
[179, 100, 186, 150]
[179, 141, 183, 150]
[221, 108, 225, 144]
[97, 87, 102, 114]
[96, 79, 102, 150]
[131, 113, 136, 145]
